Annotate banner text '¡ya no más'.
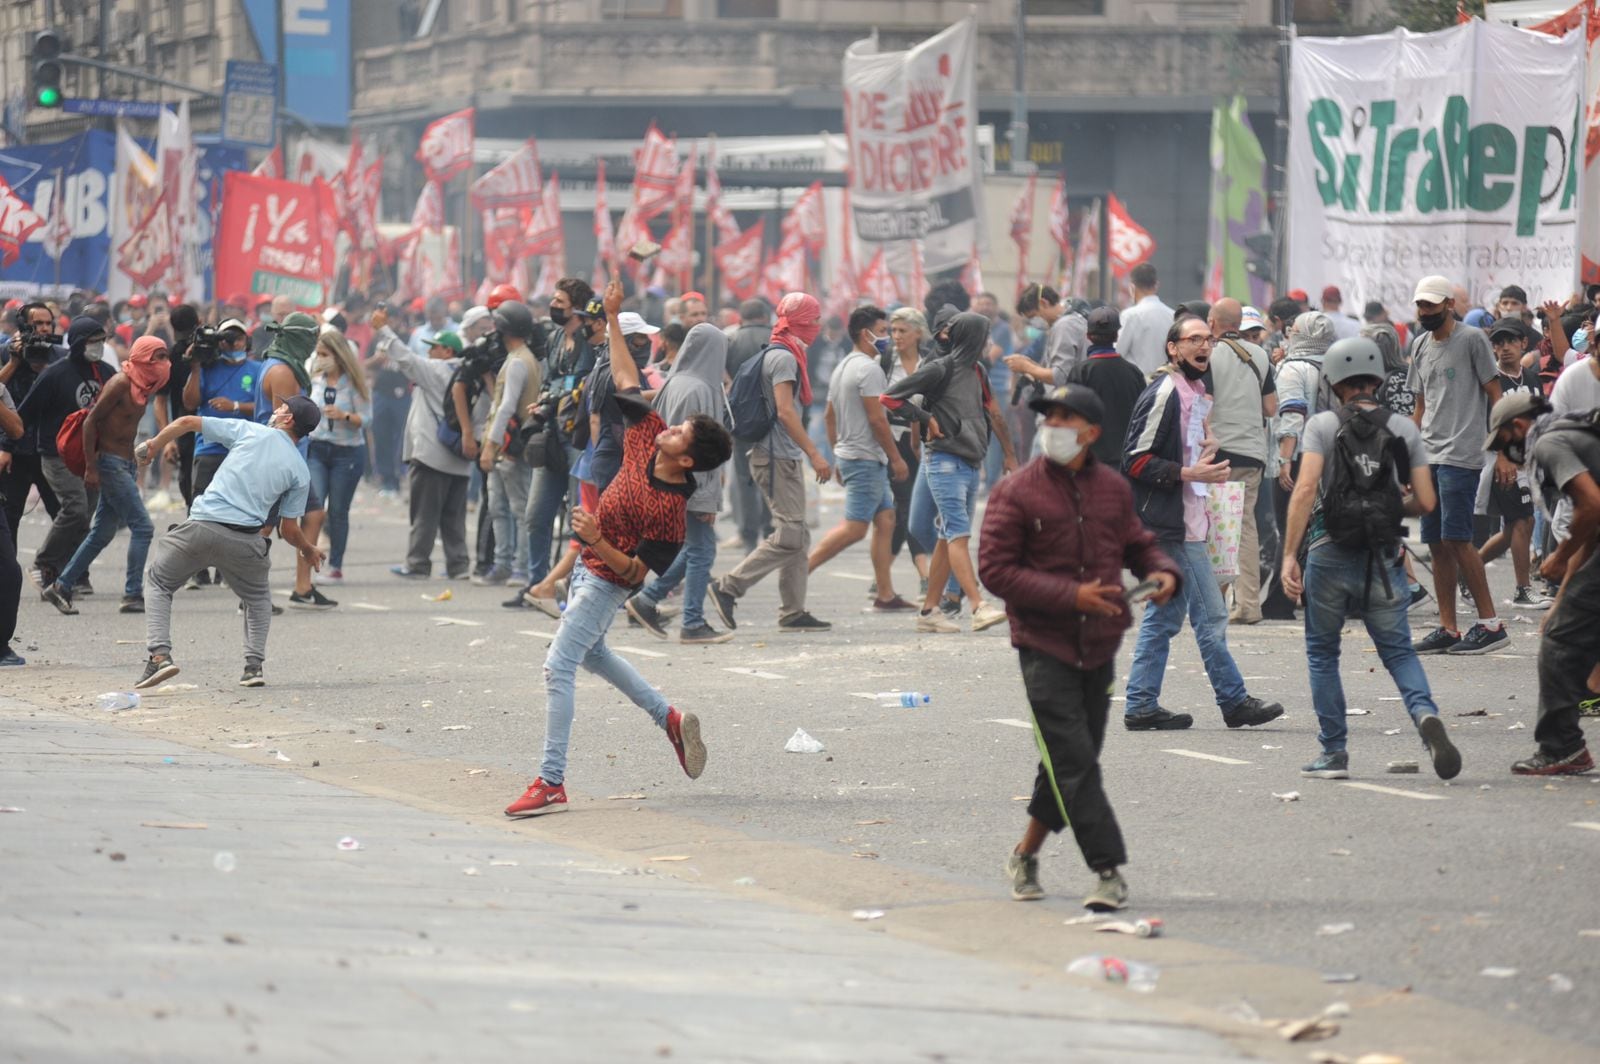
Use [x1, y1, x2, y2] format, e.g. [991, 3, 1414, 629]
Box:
[1306, 94, 1582, 237]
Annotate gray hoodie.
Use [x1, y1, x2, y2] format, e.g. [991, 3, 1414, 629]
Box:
[654, 323, 728, 514]
[1274, 311, 1337, 454]
[884, 311, 992, 466]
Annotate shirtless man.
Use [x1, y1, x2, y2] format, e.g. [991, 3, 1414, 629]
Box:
[42, 336, 170, 615]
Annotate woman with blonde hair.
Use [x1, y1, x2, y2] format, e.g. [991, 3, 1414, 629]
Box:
[885, 306, 932, 594]
[305, 326, 370, 588]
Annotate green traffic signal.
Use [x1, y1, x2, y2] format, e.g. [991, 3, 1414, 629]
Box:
[36, 85, 61, 108]
[33, 29, 64, 109]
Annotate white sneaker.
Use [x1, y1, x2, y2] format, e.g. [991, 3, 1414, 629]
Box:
[314, 569, 344, 586]
[916, 610, 959, 634]
[972, 603, 1008, 632]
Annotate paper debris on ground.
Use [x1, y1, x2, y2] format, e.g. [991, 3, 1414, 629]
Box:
[1480, 966, 1518, 978]
[140, 821, 208, 830]
[607, 793, 646, 800]
[441, 724, 472, 731]
[648, 855, 691, 862]
[851, 909, 886, 921]
[1317, 922, 1355, 936]
[228, 742, 260, 749]
[784, 728, 825, 754]
[1272, 791, 1301, 802]
[466, 768, 488, 776]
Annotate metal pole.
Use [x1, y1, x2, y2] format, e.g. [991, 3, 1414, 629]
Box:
[1272, 0, 1292, 295]
[1008, 1, 1029, 174]
[276, 0, 288, 155]
[98, 0, 110, 98]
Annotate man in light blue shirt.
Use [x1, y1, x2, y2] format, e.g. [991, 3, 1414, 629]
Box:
[131, 396, 324, 691]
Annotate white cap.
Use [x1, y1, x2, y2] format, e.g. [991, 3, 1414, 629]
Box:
[1413, 275, 1453, 305]
[461, 305, 492, 331]
[617, 311, 660, 337]
[217, 318, 248, 334]
[1240, 306, 1266, 331]
[320, 306, 341, 322]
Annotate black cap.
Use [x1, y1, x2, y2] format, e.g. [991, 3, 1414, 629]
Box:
[283, 394, 322, 437]
[1487, 316, 1526, 341]
[1498, 284, 1527, 304]
[578, 296, 605, 319]
[1086, 305, 1121, 335]
[1029, 384, 1105, 425]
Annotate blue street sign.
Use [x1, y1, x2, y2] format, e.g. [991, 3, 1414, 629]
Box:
[221, 60, 279, 149]
[61, 98, 166, 119]
[242, 1, 351, 128]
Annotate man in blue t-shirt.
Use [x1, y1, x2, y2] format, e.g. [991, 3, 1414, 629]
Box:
[181, 320, 259, 499]
[131, 395, 324, 690]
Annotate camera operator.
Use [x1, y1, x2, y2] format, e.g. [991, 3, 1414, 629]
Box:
[182, 318, 257, 502]
[0, 302, 68, 541]
[153, 304, 209, 507]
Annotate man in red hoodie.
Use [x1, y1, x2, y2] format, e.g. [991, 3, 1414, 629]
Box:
[979, 384, 1179, 913]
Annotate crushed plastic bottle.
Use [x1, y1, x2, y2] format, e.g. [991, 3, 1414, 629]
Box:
[213, 852, 237, 873]
[1066, 954, 1159, 993]
[96, 692, 141, 712]
[784, 728, 825, 754]
[875, 692, 932, 707]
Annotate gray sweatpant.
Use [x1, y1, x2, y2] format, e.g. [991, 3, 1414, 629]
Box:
[145, 520, 274, 666]
[37, 455, 97, 576]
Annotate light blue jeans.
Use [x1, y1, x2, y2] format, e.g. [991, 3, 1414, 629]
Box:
[909, 451, 971, 599]
[489, 457, 533, 576]
[540, 565, 671, 785]
[1304, 544, 1438, 753]
[55, 454, 152, 599]
[1125, 539, 1248, 715]
[638, 513, 716, 630]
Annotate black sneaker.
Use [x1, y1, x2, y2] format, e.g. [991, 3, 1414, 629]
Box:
[1409, 584, 1430, 606]
[1124, 706, 1193, 731]
[239, 664, 265, 688]
[708, 580, 738, 631]
[1418, 715, 1462, 780]
[41, 585, 77, 616]
[135, 655, 180, 690]
[939, 596, 961, 619]
[1413, 626, 1460, 654]
[73, 578, 93, 596]
[119, 596, 144, 614]
[501, 593, 535, 609]
[288, 588, 337, 611]
[778, 611, 832, 633]
[679, 623, 734, 645]
[1458, 580, 1474, 606]
[1300, 750, 1349, 779]
[1446, 623, 1508, 656]
[1222, 696, 1285, 729]
[625, 595, 670, 640]
[1511, 745, 1594, 776]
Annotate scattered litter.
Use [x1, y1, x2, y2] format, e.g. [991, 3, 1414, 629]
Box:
[463, 867, 481, 876]
[150, 682, 199, 694]
[441, 725, 472, 731]
[1065, 954, 1159, 993]
[272, 750, 292, 762]
[1382, 729, 1403, 735]
[1262, 1003, 1347, 1043]
[489, 860, 519, 867]
[1457, 709, 1488, 717]
[1096, 918, 1163, 938]
[109, 852, 126, 862]
[1548, 973, 1574, 993]
[420, 700, 434, 708]
[1377, 696, 1403, 702]
[1479, 966, 1518, 978]
[1352, 1055, 1409, 1064]
[851, 909, 885, 921]
[1507, 722, 1526, 731]
[1579, 929, 1600, 937]
[140, 821, 207, 830]
[784, 728, 825, 754]
[733, 877, 757, 886]
[337, 837, 361, 851]
[1063, 912, 1109, 926]
[1262, 745, 1282, 750]
[648, 855, 691, 863]
[607, 793, 647, 800]
[222, 933, 246, 946]
[467, 768, 488, 777]
[1345, 708, 1370, 716]
[1272, 791, 1301, 802]
[1316, 922, 1355, 936]
[1479, 784, 1492, 790]
[856, 818, 890, 826]
[468, 637, 490, 647]
[1329, 848, 1353, 857]
[433, 616, 484, 627]
[227, 742, 260, 749]
[1321, 973, 1361, 984]
[114, 639, 142, 645]
[425, 588, 453, 602]
[0, 806, 24, 813]
[851, 851, 879, 860]
[213, 852, 237, 873]
[95, 692, 141, 712]
[1387, 761, 1419, 774]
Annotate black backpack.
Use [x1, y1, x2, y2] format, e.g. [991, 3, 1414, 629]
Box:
[727, 345, 778, 442]
[1323, 401, 1409, 602]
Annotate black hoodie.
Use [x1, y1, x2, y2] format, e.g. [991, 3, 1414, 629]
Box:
[14, 317, 111, 457]
[882, 311, 992, 465]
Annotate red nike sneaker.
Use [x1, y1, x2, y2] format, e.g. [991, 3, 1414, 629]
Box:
[504, 777, 568, 817]
[665, 708, 706, 780]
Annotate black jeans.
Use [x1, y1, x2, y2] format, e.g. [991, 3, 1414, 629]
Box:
[1, 451, 59, 541]
[1535, 550, 1600, 758]
[889, 434, 927, 560]
[1019, 648, 1127, 872]
[0, 501, 20, 657]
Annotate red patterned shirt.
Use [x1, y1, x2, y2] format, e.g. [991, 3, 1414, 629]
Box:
[582, 390, 696, 588]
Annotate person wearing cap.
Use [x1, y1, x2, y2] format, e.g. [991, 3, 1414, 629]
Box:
[41, 336, 171, 617]
[476, 300, 544, 587]
[182, 317, 259, 528]
[979, 382, 1179, 911]
[1239, 306, 1268, 346]
[132, 396, 325, 690]
[370, 308, 483, 579]
[1065, 306, 1145, 471]
[1474, 317, 1548, 609]
[407, 296, 457, 357]
[1281, 336, 1459, 782]
[1496, 285, 1528, 320]
[1319, 285, 1361, 341]
[1485, 390, 1600, 775]
[1114, 263, 1174, 376]
[1406, 274, 1508, 656]
[1122, 316, 1285, 731]
[586, 310, 661, 494]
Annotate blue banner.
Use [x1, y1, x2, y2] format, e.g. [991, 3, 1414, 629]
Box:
[242, 0, 351, 129]
[0, 131, 245, 299]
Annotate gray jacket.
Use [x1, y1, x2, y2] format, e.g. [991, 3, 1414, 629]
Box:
[375, 325, 485, 477]
[654, 323, 728, 514]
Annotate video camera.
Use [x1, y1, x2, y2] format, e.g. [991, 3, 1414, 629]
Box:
[460, 330, 507, 380]
[20, 330, 61, 366]
[182, 325, 224, 366]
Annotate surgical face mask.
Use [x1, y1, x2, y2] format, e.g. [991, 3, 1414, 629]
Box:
[1417, 310, 1448, 333]
[1178, 359, 1207, 381]
[1573, 327, 1590, 352]
[1025, 326, 1044, 342]
[549, 305, 569, 326]
[873, 335, 891, 356]
[1038, 425, 1084, 466]
[82, 341, 105, 363]
[1028, 316, 1046, 331]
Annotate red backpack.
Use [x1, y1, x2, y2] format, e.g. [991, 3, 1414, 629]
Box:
[56, 365, 111, 476]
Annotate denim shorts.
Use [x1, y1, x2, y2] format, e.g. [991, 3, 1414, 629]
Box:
[1420, 463, 1479, 544]
[839, 458, 894, 524]
[924, 450, 981, 541]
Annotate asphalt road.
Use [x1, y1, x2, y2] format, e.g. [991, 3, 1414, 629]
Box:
[9, 477, 1599, 1058]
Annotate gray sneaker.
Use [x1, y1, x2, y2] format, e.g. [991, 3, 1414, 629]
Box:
[1006, 852, 1044, 901]
[1301, 750, 1350, 779]
[1084, 868, 1129, 912]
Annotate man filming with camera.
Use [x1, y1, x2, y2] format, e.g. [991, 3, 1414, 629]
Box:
[0, 302, 68, 543]
[181, 319, 257, 503]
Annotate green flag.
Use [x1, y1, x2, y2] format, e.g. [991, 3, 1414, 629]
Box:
[1205, 94, 1270, 307]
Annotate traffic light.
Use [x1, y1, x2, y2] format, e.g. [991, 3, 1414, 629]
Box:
[33, 30, 64, 109]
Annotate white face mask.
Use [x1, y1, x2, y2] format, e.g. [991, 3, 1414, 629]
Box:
[82, 341, 105, 363]
[1038, 425, 1085, 466]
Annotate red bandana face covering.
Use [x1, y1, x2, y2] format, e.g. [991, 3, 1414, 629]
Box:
[123, 335, 171, 403]
[772, 292, 822, 406]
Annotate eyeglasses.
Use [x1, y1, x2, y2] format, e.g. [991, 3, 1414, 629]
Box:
[1178, 335, 1215, 347]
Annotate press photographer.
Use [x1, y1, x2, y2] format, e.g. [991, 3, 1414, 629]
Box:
[0, 302, 68, 539]
[153, 304, 206, 507]
[181, 319, 259, 503]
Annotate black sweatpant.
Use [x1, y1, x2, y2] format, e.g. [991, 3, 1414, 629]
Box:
[1020, 647, 1127, 872]
[1, 451, 60, 541]
[0, 503, 21, 658]
[1535, 549, 1600, 758]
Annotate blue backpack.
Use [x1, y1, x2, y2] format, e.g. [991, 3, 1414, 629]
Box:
[727, 344, 779, 442]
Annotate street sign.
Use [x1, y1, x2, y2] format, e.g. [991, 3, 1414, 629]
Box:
[221, 60, 278, 150]
[61, 98, 165, 119]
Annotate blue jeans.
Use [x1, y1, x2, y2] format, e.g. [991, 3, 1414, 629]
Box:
[524, 448, 579, 583]
[1304, 544, 1438, 753]
[1420, 463, 1479, 544]
[1125, 539, 1248, 715]
[921, 451, 981, 540]
[540, 565, 672, 785]
[838, 458, 894, 524]
[307, 440, 366, 570]
[639, 512, 716, 629]
[55, 454, 152, 599]
[369, 391, 409, 492]
[909, 458, 961, 598]
[489, 457, 533, 575]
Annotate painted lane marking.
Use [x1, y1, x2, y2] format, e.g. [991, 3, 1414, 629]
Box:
[1162, 749, 1252, 766]
[1340, 782, 1448, 801]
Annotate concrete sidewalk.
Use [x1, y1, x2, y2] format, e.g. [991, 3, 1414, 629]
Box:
[0, 700, 1249, 1063]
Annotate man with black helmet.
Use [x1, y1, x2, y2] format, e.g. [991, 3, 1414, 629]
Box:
[479, 300, 544, 585]
[1281, 336, 1458, 782]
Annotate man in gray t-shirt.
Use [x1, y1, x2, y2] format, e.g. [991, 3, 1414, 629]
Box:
[1281, 335, 1459, 783]
[1403, 275, 1506, 656]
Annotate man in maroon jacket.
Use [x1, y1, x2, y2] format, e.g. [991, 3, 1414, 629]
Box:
[979, 384, 1180, 912]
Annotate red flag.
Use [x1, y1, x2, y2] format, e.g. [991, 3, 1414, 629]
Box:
[523, 172, 564, 257]
[705, 154, 739, 245]
[783, 181, 827, 253]
[760, 230, 809, 304]
[1009, 173, 1037, 297]
[1105, 194, 1156, 278]
[1070, 198, 1102, 300]
[631, 123, 679, 220]
[115, 191, 172, 287]
[410, 180, 445, 233]
[253, 144, 283, 180]
[907, 240, 927, 309]
[1528, 0, 1588, 35]
[417, 108, 476, 182]
[714, 221, 765, 302]
[1456, 2, 1472, 24]
[482, 207, 529, 277]
[855, 248, 901, 307]
[959, 245, 984, 301]
[593, 159, 617, 287]
[1047, 171, 1071, 255]
[214, 171, 334, 309]
[41, 170, 74, 260]
[471, 139, 543, 211]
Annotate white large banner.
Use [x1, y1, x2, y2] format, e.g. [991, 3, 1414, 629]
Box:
[1288, 20, 1587, 313]
[844, 19, 984, 274]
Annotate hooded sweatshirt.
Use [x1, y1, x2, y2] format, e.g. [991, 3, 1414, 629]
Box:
[653, 323, 728, 514]
[14, 317, 112, 457]
[882, 311, 992, 466]
[1274, 310, 1337, 456]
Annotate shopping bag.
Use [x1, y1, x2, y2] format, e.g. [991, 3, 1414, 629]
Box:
[1204, 481, 1247, 579]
